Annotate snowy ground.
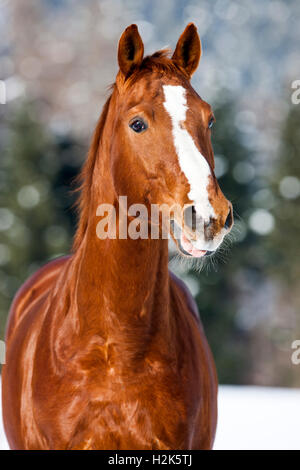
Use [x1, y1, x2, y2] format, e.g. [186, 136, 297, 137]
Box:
[214, 386, 300, 450]
[1, 383, 299, 450]
[0, 381, 8, 450]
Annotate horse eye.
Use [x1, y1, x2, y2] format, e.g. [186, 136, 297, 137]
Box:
[208, 118, 214, 129]
[130, 119, 147, 133]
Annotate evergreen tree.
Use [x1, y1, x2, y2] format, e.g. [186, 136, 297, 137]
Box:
[0, 102, 83, 338]
[267, 104, 300, 284]
[171, 96, 263, 384]
[263, 104, 300, 387]
[1, 98, 299, 386]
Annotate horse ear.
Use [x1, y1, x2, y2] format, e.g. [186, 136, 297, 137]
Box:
[118, 24, 144, 77]
[172, 23, 201, 78]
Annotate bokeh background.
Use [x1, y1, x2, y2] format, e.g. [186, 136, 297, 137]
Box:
[1, 0, 300, 388]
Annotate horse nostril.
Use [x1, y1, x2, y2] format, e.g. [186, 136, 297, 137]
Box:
[184, 205, 197, 231]
[224, 207, 233, 230]
[191, 206, 197, 231]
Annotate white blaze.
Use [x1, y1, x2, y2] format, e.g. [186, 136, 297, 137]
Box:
[162, 85, 215, 221]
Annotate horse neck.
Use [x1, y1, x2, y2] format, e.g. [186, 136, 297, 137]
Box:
[76, 214, 171, 334]
[68, 110, 172, 357]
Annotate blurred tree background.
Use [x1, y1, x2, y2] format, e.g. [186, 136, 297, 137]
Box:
[0, 103, 83, 338]
[0, 0, 300, 386]
[172, 98, 300, 386]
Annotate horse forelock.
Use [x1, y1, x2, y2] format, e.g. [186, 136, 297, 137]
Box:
[117, 49, 190, 89]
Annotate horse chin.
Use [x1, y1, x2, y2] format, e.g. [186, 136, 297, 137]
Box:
[180, 231, 208, 258]
[171, 221, 215, 258]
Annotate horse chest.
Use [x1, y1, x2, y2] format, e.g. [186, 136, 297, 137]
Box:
[67, 349, 201, 449]
[70, 373, 195, 449]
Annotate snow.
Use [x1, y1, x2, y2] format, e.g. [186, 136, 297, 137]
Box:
[1, 382, 299, 450]
[0, 383, 9, 450]
[214, 386, 300, 450]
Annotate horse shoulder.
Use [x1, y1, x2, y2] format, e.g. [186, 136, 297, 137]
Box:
[5, 256, 71, 342]
[169, 270, 202, 325]
[169, 269, 218, 449]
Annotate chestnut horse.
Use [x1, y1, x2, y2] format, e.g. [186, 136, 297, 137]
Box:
[2, 24, 233, 450]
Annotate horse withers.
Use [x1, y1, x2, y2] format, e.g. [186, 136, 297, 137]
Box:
[2, 23, 233, 450]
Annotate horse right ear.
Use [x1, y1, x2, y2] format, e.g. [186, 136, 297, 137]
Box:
[172, 23, 201, 78]
[118, 24, 144, 77]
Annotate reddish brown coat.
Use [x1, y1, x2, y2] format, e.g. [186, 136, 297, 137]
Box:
[2, 24, 233, 450]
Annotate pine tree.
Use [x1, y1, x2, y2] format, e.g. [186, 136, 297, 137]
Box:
[171, 96, 263, 384]
[0, 102, 83, 338]
[263, 104, 300, 387]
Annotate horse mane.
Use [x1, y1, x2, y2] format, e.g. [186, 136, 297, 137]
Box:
[72, 94, 112, 252]
[72, 50, 184, 252]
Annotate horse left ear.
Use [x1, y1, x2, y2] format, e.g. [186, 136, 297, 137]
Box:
[172, 23, 201, 78]
[118, 24, 144, 77]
